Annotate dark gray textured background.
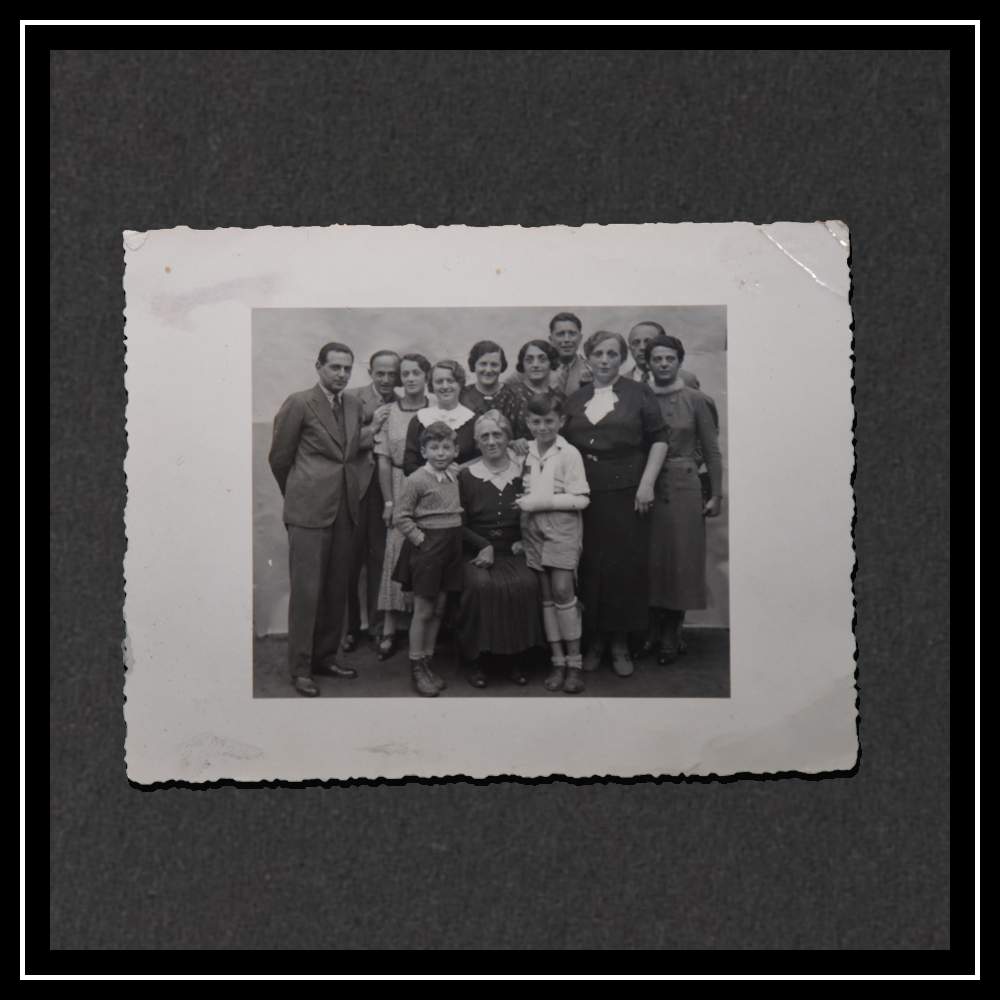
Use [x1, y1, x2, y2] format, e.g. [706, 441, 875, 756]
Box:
[49, 48, 952, 951]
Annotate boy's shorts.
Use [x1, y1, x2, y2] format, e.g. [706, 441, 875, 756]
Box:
[521, 510, 583, 572]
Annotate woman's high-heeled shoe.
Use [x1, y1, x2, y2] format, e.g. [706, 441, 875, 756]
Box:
[376, 634, 398, 661]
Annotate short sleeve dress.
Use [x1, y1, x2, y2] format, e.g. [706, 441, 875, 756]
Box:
[561, 377, 669, 635]
[375, 400, 429, 615]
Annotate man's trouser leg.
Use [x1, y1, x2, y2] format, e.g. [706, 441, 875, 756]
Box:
[286, 523, 332, 679]
[311, 505, 354, 669]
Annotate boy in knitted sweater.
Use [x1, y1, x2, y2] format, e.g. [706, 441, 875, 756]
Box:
[392, 421, 464, 697]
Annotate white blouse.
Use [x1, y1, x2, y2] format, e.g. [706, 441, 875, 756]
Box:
[583, 385, 618, 425]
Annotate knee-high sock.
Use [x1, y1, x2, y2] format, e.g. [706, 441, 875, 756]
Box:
[555, 599, 582, 641]
[542, 602, 562, 643]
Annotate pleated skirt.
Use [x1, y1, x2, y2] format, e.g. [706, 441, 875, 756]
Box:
[454, 552, 544, 659]
[578, 488, 651, 634]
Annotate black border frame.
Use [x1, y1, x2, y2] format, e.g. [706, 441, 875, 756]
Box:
[34, 23, 974, 975]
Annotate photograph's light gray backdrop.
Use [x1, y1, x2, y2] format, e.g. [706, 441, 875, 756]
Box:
[252, 305, 728, 637]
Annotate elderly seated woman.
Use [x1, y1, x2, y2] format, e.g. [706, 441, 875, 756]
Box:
[454, 410, 544, 687]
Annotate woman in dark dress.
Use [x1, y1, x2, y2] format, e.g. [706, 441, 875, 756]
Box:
[645, 334, 723, 662]
[403, 359, 479, 474]
[561, 331, 669, 676]
[509, 339, 566, 409]
[454, 410, 543, 688]
[459, 339, 529, 443]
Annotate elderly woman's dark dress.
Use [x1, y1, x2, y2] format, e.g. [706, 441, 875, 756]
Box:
[562, 377, 670, 635]
[454, 460, 543, 660]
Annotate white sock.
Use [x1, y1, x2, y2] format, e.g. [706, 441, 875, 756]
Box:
[555, 599, 582, 642]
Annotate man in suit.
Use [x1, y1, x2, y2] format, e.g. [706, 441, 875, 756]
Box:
[342, 349, 401, 650]
[547, 311, 593, 396]
[268, 342, 367, 697]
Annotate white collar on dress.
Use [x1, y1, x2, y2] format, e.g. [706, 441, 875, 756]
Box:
[465, 454, 523, 490]
[416, 403, 475, 429]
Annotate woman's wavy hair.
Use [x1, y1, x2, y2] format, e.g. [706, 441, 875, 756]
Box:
[516, 339, 561, 373]
[467, 339, 509, 373]
[431, 358, 467, 385]
[644, 334, 686, 367]
[582, 330, 629, 362]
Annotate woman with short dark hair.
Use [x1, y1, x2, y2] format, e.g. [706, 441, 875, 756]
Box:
[459, 339, 528, 441]
[561, 330, 670, 676]
[643, 334, 723, 663]
[511, 339, 565, 408]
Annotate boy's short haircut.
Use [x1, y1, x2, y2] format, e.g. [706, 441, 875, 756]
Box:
[525, 393, 564, 418]
[419, 421, 457, 449]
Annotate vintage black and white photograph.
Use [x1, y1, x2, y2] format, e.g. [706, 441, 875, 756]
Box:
[252, 306, 729, 700]
[123, 222, 854, 781]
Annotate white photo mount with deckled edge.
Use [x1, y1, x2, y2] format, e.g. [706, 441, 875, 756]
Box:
[123, 222, 855, 783]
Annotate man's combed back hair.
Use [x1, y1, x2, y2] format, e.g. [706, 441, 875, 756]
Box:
[369, 349, 401, 369]
[316, 341, 354, 365]
[549, 312, 582, 333]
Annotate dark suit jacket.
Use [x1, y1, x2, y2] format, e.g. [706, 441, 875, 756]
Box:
[345, 383, 391, 499]
[268, 385, 362, 528]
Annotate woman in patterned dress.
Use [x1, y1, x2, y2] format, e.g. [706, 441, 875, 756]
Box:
[459, 340, 529, 443]
[373, 353, 433, 660]
[509, 339, 566, 410]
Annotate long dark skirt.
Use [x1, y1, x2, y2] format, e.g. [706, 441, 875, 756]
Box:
[579, 488, 651, 634]
[454, 552, 543, 660]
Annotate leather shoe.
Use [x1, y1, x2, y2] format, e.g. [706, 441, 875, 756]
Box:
[562, 666, 585, 694]
[292, 676, 320, 697]
[466, 663, 488, 688]
[424, 658, 447, 691]
[314, 661, 357, 679]
[411, 658, 440, 697]
[610, 648, 634, 677]
[341, 632, 359, 653]
[376, 635, 398, 661]
[543, 661, 567, 691]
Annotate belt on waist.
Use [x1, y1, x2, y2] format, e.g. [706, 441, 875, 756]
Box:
[664, 457, 698, 465]
[581, 450, 641, 464]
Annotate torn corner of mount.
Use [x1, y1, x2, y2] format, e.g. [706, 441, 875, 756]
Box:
[822, 220, 851, 248]
[123, 230, 149, 252]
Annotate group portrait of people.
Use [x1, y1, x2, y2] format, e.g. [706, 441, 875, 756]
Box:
[268, 312, 724, 698]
